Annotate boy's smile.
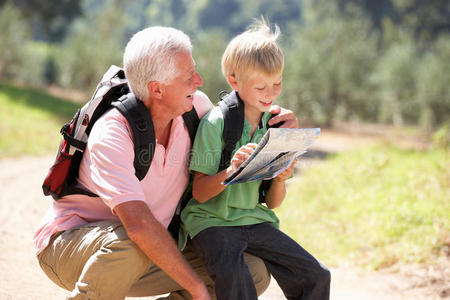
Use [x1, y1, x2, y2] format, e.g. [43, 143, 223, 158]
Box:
[230, 72, 283, 121]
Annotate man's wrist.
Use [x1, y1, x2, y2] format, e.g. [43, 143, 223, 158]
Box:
[189, 281, 209, 299]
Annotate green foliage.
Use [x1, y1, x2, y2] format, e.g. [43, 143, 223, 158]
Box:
[415, 36, 450, 128]
[1, 0, 82, 41]
[146, 0, 187, 28]
[0, 4, 31, 78]
[198, 0, 241, 33]
[432, 124, 450, 150]
[0, 82, 80, 157]
[0, 4, 51, 87]
[1, 0, 449, 128]
[374, 38, 418, 125]
[21, 41, 48, 86]
[192, 31, 229, 103]
[277, 146, 450, 269]
[283, 9, 378, 126]
[56, 2, 126, 92]
[332, 0, 450, 44]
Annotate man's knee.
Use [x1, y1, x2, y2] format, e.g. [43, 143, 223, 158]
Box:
[38, 222, 151, 294]
[243, 253, 271, 296]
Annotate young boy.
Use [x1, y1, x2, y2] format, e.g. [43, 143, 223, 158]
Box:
[181, 20, 330, 300]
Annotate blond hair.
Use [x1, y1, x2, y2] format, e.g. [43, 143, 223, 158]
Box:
[221, 18, 284, 85]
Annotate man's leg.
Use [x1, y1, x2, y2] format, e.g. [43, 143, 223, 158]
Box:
[246, 223, 331, 300]
[127, 243, 271, 300]
[38, 220, 152, 300]
[38, 221, 270, 300]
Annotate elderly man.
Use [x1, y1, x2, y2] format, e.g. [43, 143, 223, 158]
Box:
[34, 26, 298, 300]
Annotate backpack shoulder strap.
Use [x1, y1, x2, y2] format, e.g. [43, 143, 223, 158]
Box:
[112, 93, 155, 181]
[182, 107, 200, 142]
[217, 90, 245, 171]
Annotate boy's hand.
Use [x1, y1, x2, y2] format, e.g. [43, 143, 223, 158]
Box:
[274, 159, 296, 182]
[228, 143, 258, 172]
[268, 105, 298, 129]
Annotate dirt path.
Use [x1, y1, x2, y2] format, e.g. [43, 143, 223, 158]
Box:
[0, 150, 448, 299]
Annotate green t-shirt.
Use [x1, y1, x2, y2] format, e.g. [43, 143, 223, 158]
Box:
[179, 106, 279, 249]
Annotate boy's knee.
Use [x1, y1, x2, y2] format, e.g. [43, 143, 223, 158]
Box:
[315, 263, 331, 286]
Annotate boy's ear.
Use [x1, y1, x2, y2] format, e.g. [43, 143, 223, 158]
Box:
[226, 75, 239, 91]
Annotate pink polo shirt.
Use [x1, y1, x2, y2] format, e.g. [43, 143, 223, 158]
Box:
[34, 91, 213, 255]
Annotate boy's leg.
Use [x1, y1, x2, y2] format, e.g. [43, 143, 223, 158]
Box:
[191, 226, 258, 300]
[246, 223, 331, 300]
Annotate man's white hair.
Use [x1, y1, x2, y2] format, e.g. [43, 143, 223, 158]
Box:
[123, 26, 192, 101]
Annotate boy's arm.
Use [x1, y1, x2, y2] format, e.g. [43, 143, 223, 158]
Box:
[264, 159, 296, 209]
[192, 171, 230, 203]
[192, 143, 257, 203]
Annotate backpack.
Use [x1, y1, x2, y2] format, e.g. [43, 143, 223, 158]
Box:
[42, 65, 199, 201]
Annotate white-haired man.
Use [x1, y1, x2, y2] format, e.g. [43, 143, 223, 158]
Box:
[34, 26, 298, 300]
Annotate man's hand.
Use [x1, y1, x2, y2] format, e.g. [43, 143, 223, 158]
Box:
[268, 105, 298, 129]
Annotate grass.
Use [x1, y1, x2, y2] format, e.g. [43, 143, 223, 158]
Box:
[0, 82, 80, 157]
[277, 146, 450, 270]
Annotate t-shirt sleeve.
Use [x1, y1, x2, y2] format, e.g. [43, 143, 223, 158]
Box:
[193, 90, 213, 118]
[189, 108, 224, 176]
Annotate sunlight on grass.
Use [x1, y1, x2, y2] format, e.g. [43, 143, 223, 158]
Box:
[277, 147, 450, 270]
[0, 83, 80, 157]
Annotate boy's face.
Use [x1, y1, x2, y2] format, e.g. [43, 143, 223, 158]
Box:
[232, 71, 283, 114]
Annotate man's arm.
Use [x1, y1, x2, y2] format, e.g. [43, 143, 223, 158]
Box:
[268, 105, 299, 128]
[114, 201, 210, 300]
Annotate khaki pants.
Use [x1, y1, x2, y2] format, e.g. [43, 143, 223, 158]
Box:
[38, 220, 270, 300]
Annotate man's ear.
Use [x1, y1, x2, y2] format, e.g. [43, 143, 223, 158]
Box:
[226, 75, 239, 91]
[148, 81, 164, 99]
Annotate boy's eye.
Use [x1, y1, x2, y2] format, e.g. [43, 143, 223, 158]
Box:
[274, 82, 281, 86]
[256, 87, 265, 91]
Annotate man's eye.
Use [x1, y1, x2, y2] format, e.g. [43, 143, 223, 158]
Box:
[256, 87, 265, 91]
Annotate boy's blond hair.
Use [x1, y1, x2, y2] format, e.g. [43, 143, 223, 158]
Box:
[221, 18, 284, 84]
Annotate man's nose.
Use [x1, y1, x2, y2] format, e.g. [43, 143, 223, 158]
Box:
[193, 72, 203, 87]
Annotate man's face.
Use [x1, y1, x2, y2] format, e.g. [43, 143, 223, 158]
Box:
[162, 51, 203, 116]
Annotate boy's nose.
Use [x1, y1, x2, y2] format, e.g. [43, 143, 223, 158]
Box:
[266, 89, 276, 99]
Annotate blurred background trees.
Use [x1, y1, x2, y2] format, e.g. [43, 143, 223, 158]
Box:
[0, 0, 449, 130]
